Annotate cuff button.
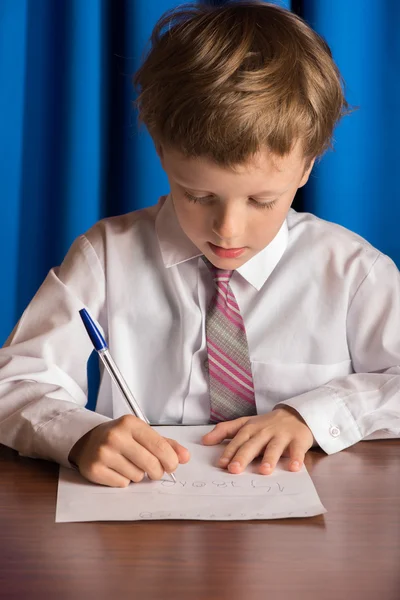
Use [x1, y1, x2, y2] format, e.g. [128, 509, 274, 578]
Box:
[329, 425, 340, 437]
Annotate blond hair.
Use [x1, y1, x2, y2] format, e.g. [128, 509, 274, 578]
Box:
[133, 1, 350, 167]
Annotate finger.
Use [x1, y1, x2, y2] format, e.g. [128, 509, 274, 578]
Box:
[120, 439, 166, 481]
[216, 427, 258, 469]
[80, 462, 133, 488]
[126, 421, 180, 474]
[225, 433, 276, 474]
[164, 438, 191, 464]
[202, 418, 250, 445]
[287, 441, 307, 472]
[259, 437, 289, 475]
[106, 452, 148, 482]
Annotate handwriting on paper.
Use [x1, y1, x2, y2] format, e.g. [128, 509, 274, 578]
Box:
[137, 510, 305, 520]
[156, 478, 286, 495]
[87, 477, 296, 498]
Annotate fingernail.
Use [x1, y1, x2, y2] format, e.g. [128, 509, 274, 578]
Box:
[291, 460, 300, 468]
[261, 462, 271, 470]
[218, 457, 229, 465]
[228, 461, 241, 470]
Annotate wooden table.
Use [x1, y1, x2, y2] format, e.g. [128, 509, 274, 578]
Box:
[0, 441, 399, 600]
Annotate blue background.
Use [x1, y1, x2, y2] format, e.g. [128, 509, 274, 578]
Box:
[1, 0, 399, 348]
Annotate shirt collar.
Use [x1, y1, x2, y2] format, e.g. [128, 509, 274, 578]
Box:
[155, 194, 203, 267]
[155, 194, 289, 291]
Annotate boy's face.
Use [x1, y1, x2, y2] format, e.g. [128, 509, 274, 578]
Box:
[158, 143, 314, 269]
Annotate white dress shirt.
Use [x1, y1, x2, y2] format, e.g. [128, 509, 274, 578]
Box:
[0, 194, 399, 467]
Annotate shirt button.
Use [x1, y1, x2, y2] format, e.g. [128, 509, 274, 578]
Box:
[329, 425, 340, 437]
[204, 359, 209, 370]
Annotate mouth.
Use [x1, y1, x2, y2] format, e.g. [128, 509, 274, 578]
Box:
[208, 242, 246, 259]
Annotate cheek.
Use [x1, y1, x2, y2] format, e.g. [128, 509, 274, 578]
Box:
[182, 204, 200, 223]
[176, 203, 207, 235]
[250, 211, 284, 242]
[173, 197, 192, 221]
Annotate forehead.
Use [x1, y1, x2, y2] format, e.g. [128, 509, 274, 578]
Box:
[162, 143, 306, 189]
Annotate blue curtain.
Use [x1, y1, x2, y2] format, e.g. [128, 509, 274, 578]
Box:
[303, 1, 400, 266]
[1, 0, 399, 347]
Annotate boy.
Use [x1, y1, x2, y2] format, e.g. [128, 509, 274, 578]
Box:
[0, 1, 399, 488]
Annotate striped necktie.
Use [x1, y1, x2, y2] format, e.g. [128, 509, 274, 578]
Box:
[203, 257, 257, 422]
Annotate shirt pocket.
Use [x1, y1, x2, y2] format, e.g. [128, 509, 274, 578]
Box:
[251, 359, 353, 413]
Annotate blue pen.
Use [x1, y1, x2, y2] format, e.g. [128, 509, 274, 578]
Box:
[79, 308, 176, 483]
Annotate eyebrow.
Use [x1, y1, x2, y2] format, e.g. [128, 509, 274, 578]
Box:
[178, 181, 285, 197]
[249, 190, 283, 197]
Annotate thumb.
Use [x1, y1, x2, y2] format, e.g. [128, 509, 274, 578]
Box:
[202, 417, 250, 445]
[164, 438, 191, 464]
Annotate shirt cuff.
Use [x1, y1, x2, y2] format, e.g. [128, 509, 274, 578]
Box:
[32, 407, 111, 468]
[276, 386, 362, 454]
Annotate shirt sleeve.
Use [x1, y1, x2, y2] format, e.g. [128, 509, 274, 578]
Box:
[277, 252, 400, 454]
[0, 233, 111, 468]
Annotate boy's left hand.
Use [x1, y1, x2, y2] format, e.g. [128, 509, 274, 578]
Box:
[202, 407, 314, 475]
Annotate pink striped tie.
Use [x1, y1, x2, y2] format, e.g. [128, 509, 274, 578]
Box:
[204, 258, 257, 422]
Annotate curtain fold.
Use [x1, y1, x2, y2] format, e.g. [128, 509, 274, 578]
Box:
[0, 0, 399, 347]
[0, 0, 178, 344]
[303, 0, 400, 266]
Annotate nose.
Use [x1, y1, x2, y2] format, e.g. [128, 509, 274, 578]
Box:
[212, 204, 245, 242]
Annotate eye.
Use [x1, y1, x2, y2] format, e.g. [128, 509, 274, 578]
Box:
[184, 190, 278, 210]
[249, 198, 278, 210]
[184, 191, 213, 204]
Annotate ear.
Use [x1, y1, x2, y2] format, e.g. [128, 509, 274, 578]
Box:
[298, 157, 316, 188]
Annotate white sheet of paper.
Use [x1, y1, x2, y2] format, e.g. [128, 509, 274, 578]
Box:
[56, 425, 326, 522]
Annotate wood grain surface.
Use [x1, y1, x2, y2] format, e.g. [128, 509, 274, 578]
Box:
[0, 440, 399, 600]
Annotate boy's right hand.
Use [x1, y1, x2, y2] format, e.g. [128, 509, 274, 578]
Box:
[68, 415, 190, 487]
